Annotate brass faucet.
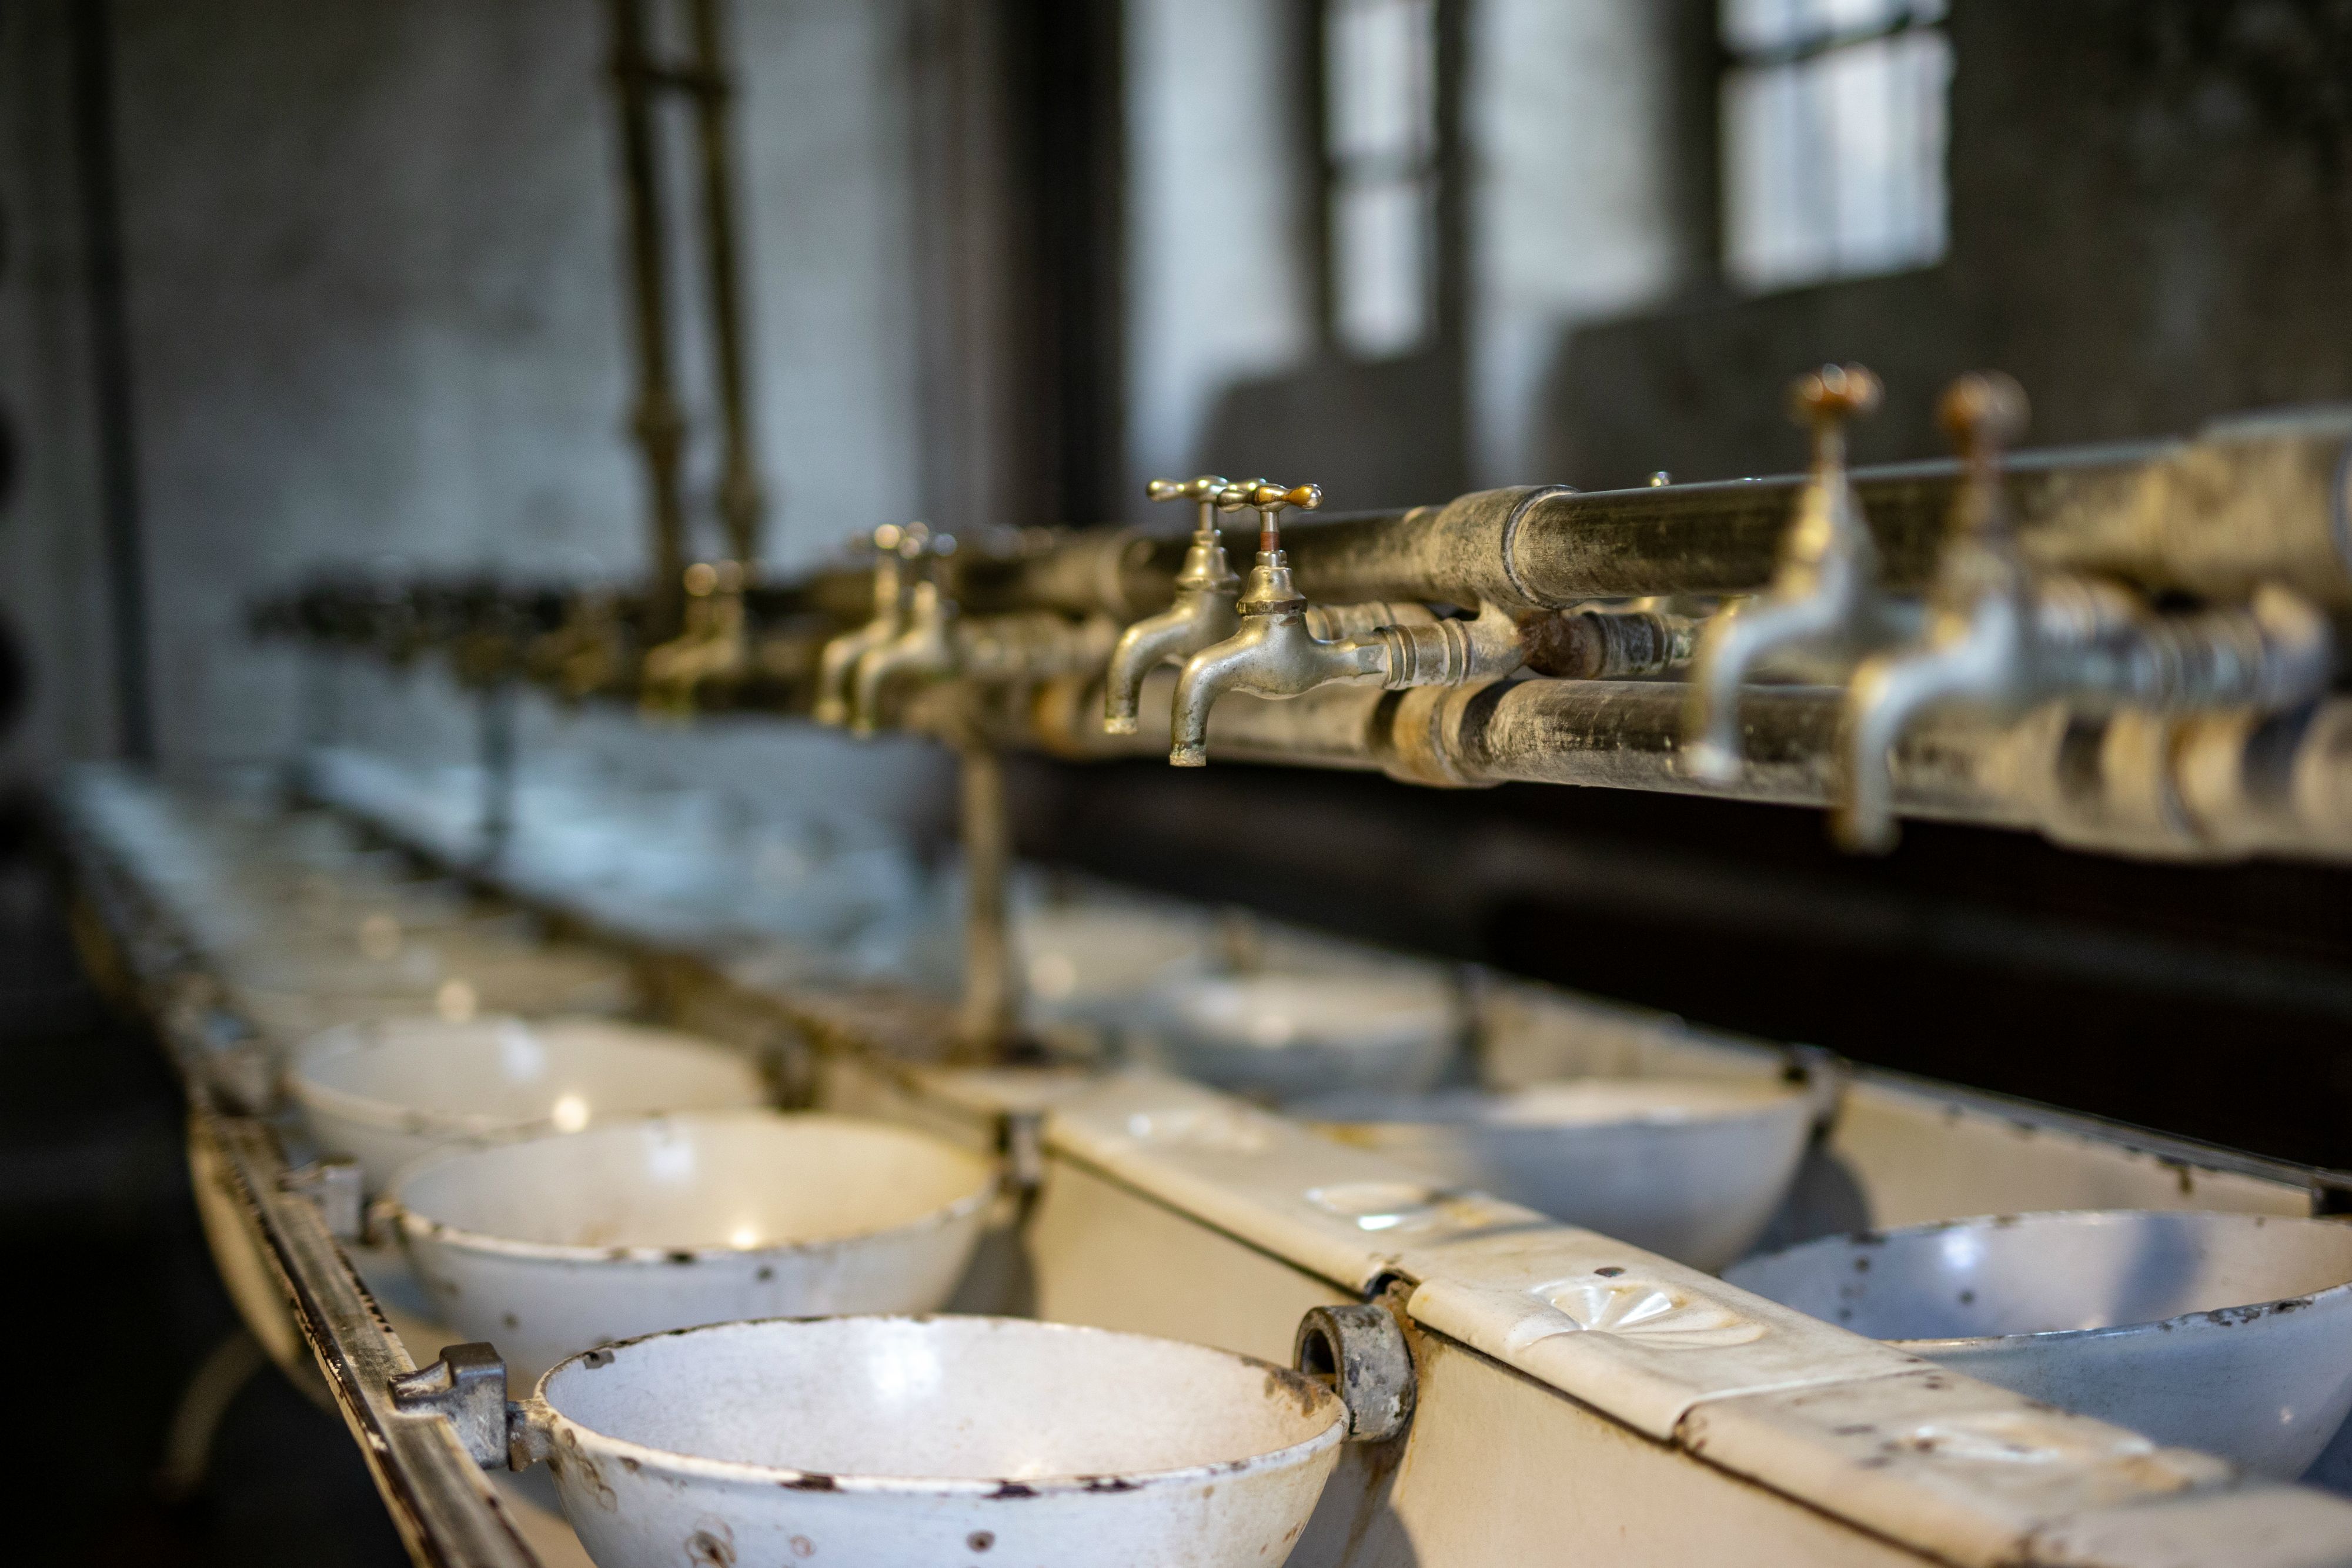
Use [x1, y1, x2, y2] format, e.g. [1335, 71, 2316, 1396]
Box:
[1102, 475, 1242, 734]
[1834, 373, 2334, 851]
[1168, 480, 1394, 765]
[848, 531, 958, 735]
[1682, 365, 1909, 782]
[639, 558, 747, 717]
[528, 583, 630, 701]
[814, 522, 923, 727]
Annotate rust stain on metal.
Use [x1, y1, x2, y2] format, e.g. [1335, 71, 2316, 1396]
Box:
[1262, 1365, 1327, 1419]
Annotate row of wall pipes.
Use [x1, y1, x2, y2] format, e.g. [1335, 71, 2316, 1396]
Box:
[258, 363, 2352, 1055]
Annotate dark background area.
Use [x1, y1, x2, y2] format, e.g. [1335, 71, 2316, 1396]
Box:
[0, 797, 403, 1564]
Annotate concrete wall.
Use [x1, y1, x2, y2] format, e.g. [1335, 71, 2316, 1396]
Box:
[1546, 2, 2352, 488]
[1122, 0, 1316, 501]
[0, 0, 929, 784]
[1127, 0, 1704, 510]
[0, 5, 121, 768]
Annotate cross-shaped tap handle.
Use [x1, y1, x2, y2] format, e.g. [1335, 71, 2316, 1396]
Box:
[1939, 372, 2029, 463]
[1937, 372, 2029, 545]
[1217, 480, 1321, 553]
[1788, 363, 1880, 472]
[1147, 475, 1231, 536]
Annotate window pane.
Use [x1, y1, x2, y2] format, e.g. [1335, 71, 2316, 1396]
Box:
[1723, 28, 1950, 292]
[1333, 177, 1430, 356]
[1722, 0, 1945, 56]
[1327, 0, 1434, 165]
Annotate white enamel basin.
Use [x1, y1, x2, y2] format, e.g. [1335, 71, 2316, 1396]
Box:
[528, 1315, 1345, 1568]
[1132, 970, 1459, 1102]
[1725, 1210, 2352, 1477]
[236, 945, 636, 1049]
[1301, 1078, 1814, 1271]
[1015, 904, 1211, 1025]
[287, 1017, 767, 1189]
[393, 1111, 995, 1388]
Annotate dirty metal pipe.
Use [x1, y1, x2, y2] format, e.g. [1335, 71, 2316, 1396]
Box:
[684, 0, 766, 567]
[1031, 673, 2352, 860]
[814, 413, 2352, 624]
[1286, 417, 2352, 611]
[954, 739, 1018, 1059]
[606, 0, 691, 637]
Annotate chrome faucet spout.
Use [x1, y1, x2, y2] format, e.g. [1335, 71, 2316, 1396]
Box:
[1681, 591, 1852, 782]
[1105, 474, 1242, 734]
[848, 534, 957, 735]
[1832, 372, 2044, 850]
[814, 523, 917, 727]
[1105, 599, 1234, 733]
[1167, 609, 1386, 766]
[1681, 363, 1896, 778]
[1835, 594, 2030, 850]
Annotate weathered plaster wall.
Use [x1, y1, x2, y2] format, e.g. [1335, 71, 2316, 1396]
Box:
[0, 0, 929, 785]
[1548, 1, 2352, 488]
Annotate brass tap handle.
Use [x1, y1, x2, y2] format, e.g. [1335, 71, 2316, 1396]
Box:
[1789, 363, 1880, 472]
[1789, 362, 1882, 426]
[1219, 480, 1321, 553]
[681, 559, 744, 599]
[1145, 475, 1229, 505]
[1147, 474, 1231, 537]
[1938, 372, 2029, 544]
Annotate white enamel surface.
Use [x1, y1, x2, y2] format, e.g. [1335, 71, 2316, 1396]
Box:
[1726, 1210, 2352, 1476]
[1132, 971, 1459, 1101]
[534, 1315, 1345, 1568]
[1300, 1078, 1814, 1271]
[393, 1112, 995, 1388]
[1016, 903, 1211, 1023]
[288, 1017, 768, 1189]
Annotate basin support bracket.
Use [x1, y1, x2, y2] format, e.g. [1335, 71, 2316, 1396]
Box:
[1295, 1302, 1416, 1442]
[389, 1343, 514, 1470]
[278, 1158, 364, 1242]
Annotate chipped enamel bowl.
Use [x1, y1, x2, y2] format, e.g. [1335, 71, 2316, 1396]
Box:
[234, 942, 636, 1052]
[1132, 970, 1460, 1102]
[524, 1315, 1345, 1568]
[1725, 1210, 2352, 1476]
[1301, 1078, 1814, 1271]
[287, 1017, 767, 1190]
[392, 1112, 995, 1388]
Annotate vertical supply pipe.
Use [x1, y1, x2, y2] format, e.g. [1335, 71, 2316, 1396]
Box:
[68, 0, 154, 764]
[606, 0, 690, 637]
[954, 737, 1017, 1060]
[684, 0, 764, 568]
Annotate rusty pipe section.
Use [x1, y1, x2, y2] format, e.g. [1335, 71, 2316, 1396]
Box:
[1294, 411, 2352, 611]
[761, 410, 2352, 623]
[1025, 671, 2352, 862]
[671, 406, 2352, 634]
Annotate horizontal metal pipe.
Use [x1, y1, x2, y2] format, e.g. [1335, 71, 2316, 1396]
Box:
[782, 408, 2352, 621]
[1021, 672, 2352, 861]
[1285, 413, 2352, 612]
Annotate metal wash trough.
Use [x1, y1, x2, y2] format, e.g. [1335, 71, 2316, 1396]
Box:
[58, 763, 2352, 1568]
